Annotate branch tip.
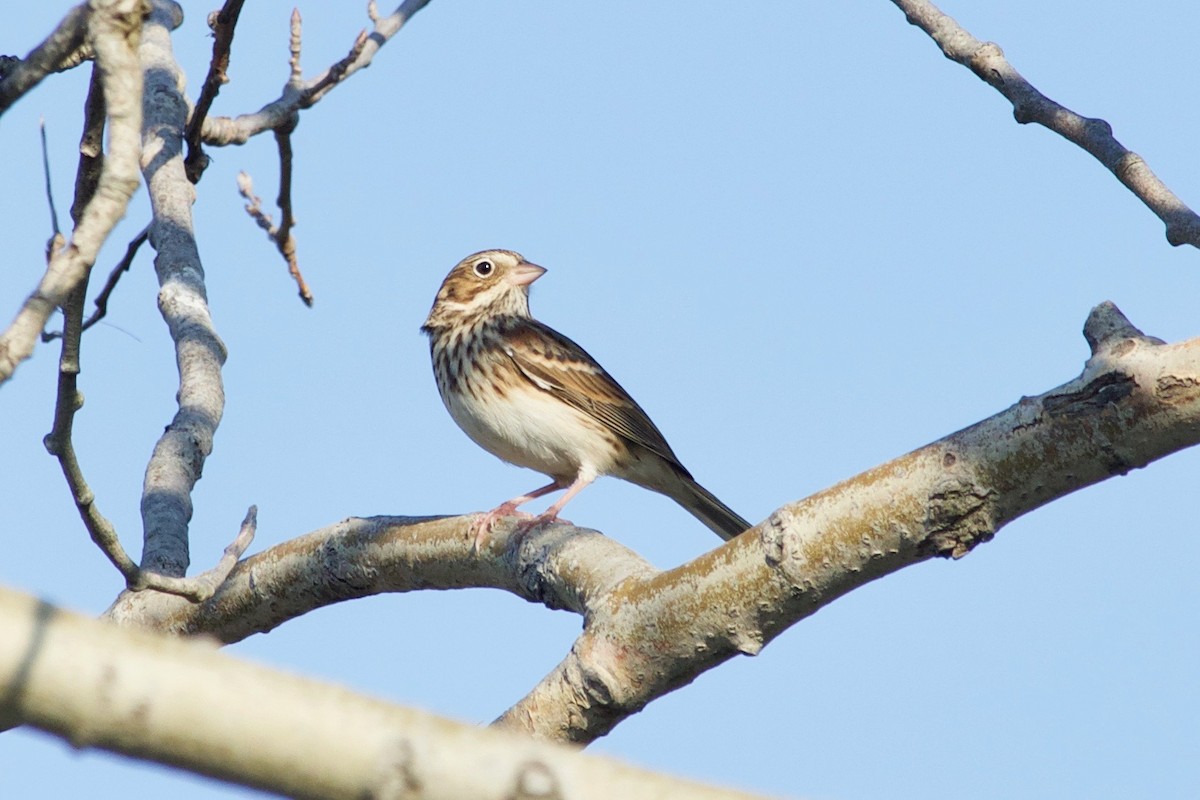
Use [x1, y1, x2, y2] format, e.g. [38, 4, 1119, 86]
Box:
[1083, 302, 1153, 354]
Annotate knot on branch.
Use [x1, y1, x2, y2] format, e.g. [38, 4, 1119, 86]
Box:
[968, 41, 1005, 88]
[511, 524, 581, 612]
[1156, 374, 1200, 406]
[921, 473, 995, 559]
[1042, 372, 1136, 419]
[0, 55, 19, 80]
[319, 536, 377, 599]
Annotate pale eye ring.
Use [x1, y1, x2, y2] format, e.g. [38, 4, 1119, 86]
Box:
[473, 260, 494, 277]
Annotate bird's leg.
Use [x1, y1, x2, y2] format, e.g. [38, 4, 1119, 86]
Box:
[474, 480, 563, 550]
[530, 473, 595, 527]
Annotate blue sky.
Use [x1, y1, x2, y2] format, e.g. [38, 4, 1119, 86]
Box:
[2, 2, 1198, 798]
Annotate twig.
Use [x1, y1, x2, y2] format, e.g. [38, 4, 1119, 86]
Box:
[199, 0, 433, 147]
[208, 2, 436, 306]
[184, 0, 247, 183]
[890, 0, 1200, 249]
[43, 280, 142, 584]
[42, 61, 139, 585]
[41, 225, 148, 343]
[70, 66, 107, 224]
[41, 67, 112, 345]
[127, 507, 258, 601]
[84, 225, 148, 330]
[0, 3, 91, 116]
[40, 118, 61, 237]
[238, 169, 313, 306]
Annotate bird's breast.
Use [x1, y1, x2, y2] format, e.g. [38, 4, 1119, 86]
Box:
[432, 334, 619, 480]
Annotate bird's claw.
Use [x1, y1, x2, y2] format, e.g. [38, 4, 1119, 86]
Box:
[471, 506, 535, 552]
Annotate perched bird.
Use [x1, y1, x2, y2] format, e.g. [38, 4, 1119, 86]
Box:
[421, 249, 750, 542]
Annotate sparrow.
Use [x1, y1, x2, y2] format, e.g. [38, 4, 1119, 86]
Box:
[421, 249, 750, 542]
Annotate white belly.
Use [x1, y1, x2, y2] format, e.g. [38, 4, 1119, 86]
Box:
[443, 380, 613, 482]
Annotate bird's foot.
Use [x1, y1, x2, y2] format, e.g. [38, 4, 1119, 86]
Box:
[524, 511, 572, 530]
[472, 504, 535, 552]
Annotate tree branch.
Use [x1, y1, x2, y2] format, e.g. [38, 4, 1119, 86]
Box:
[237, 161, 313, 306]
[0, 585, 770, 800]
[104, 514, 656, 637]
[890, 0, 1200, 249]
[102, 306, 1200, 745]
[43, 63, 139, 584]
[0, 0, 146, 386]
[199, 0, 433, 147]
[495, 302, 1200, 743]
[183, 0, 246, 183]
[0, 3, 92, 116]
[137, 0, 226, 578]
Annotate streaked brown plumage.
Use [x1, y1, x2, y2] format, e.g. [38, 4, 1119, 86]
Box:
[422, 249, 750, 541]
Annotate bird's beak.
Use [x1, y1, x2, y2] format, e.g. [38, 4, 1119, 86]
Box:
[510, 261, 547, 286]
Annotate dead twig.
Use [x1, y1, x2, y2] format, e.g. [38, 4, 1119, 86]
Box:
[42, 225, 148, 343]
[238, 164, 313, 306]
[184, 0, 247, 183]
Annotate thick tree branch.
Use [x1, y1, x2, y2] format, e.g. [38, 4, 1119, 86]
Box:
[495, 302, 1200, 743]
[198, 0, 432, 147]
[103, 306, 1200, 746]
[0, 0, 145, 386]
[104, 514, 655, 637]
[890, 0, 1200, 249]
[137, 0, 226, 578]
[0, 586, 769, 800]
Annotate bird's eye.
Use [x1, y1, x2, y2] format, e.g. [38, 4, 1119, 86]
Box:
[473, 260, 494, 277]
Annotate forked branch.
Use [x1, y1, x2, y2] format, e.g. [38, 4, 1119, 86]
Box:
[105, 305, 1200, 747]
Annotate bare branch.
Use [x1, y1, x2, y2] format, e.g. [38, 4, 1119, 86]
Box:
[104, 305, 1200, 732]
[200, 0, 433, 147]
[495, 303, 1200, 743]
[0, 0, 146, 386]
[1, 585, 768, 800]
[69, 66, 108, 224]
[41, 226, 148, 343]
[104, 515, 656, 638]
[42, 73, 249, 604]
[183, 0, 247, 183]
[43, 63, 140, 587]
[125, 506, 257, 602]
[83, 224, 148, 331]
[237, 152, 313, 305]
[137, 0, 226, 578]
[0, 4, 92, 116]
[890, 0, 1200, 249]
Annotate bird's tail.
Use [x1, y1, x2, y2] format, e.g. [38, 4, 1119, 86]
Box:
[670, 477, 752, 541]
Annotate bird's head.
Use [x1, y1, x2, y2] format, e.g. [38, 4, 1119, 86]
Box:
[422, 249, 546, 333]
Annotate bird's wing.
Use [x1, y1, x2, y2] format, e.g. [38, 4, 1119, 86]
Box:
[502, 318, 691, 475]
